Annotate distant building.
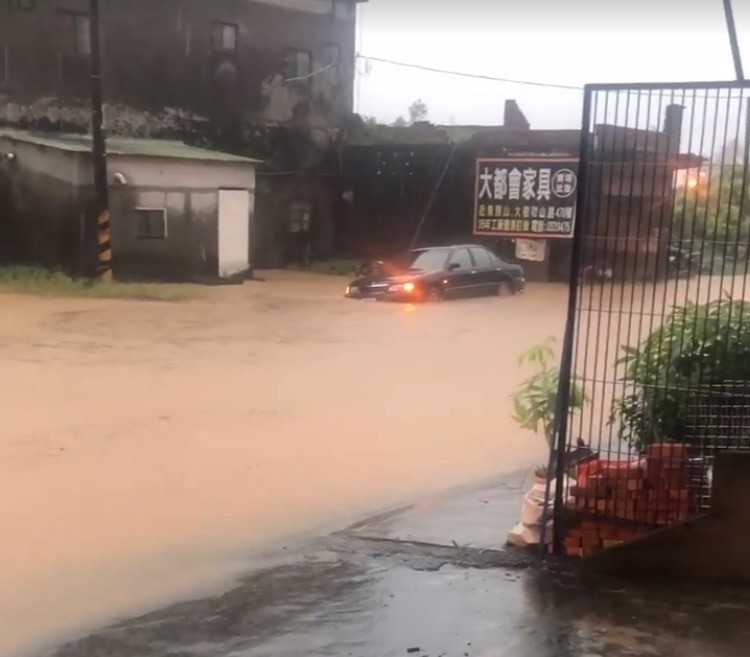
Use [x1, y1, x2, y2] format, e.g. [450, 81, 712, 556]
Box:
[0, 0, 366, 268]
[341, 100, 703, 282]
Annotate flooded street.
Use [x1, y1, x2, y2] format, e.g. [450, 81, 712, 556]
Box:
[0, 273, 562, 656]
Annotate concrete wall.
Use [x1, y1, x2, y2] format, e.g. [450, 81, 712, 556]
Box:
[0, 136, 92, 272]
[583, 452, 750, 584]
[0, 0, 358, 141]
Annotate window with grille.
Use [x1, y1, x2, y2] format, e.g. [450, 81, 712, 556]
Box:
[0, 46, 7, 86]
[289, 202, 311, 233]
[134, 208, 168, 240]
[57, 11, 91, 56]
[212, 22, 237, 52]
[322, 43, 340, 86]
[285, 49, 311, 82]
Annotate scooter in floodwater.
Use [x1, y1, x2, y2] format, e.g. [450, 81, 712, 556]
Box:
[580, 265, 614, 283]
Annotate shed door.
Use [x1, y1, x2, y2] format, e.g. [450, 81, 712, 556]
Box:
[218, 189, 250, 278]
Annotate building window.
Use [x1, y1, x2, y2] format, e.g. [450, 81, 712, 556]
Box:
[0, 46, 7, 86]
[322, 43, 340, 85]
[289, 202, 311, 233]
[57, 11, 91, 56]
[13, 0, 35, 10]
[212, 22, 237, 52]
[134, 208, 168, 240]
[285, 49, 311, 82]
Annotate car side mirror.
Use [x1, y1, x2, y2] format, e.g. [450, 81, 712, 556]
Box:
[448, 263, 460, 271]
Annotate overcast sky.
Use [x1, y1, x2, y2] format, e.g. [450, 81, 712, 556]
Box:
[354, 0, 750, 129]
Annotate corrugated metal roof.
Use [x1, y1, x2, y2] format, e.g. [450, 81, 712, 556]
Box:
[0, 129, 261, 164]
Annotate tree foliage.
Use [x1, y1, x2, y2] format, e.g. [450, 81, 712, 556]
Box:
[673, 168, 750, 266]
[408, 99, 428, 124]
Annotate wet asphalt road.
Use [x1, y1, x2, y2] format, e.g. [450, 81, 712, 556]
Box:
[46, 478, 750, 657]
[48, 537, 750, 657]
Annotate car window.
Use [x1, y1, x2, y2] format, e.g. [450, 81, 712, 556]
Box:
[470, 247, 493, 269]
[448, 248, 473, 270]
[392, 249, 449, 271]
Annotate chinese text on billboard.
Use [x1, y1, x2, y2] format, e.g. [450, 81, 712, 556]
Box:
[473, 158, 579, 238]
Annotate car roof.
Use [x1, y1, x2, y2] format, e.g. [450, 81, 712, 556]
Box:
[411, 244, 488, 252]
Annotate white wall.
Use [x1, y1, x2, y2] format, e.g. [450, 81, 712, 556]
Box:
[107, 155, 256, 192]
[248, 0, 355, 19]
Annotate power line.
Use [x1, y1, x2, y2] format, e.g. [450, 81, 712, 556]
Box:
[410, 143, 458, 249]
[356, 54, 583, 91]
[284, 61, 335, 82]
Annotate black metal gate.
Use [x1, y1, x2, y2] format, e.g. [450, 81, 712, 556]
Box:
[551, 81, 750, 558]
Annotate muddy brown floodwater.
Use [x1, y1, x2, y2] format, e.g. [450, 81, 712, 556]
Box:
[0, 272, 567, 656]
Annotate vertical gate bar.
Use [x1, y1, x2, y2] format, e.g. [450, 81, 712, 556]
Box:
[716, 90, 750, 463]
[617, 89, 647, 456]
[569, 88, 601, 518]
[667, 89, 704, 493]
[692, 89, 724, 343]
[650, 88, 688, 519]
[552, 86, 594, 556]
[591, 90, 614, 465]
[686, 89, 724, 477]
[670, 88, 703, 292]
[697, 89, 733, 397]
[736, 96, 750, 326]
[731, 94, 750, 458]
[714, 90, 745, 412]
[681, 90, 714, 368]
[595, 90, 631, 471]
[692, 89, 731, 474]
[642, 89, 667, 396]
[627, 89, 659, 453]
[580, 90, 610, 475]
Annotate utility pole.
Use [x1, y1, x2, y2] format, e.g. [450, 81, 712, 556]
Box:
[722, 0, 745, 81]
[89, 0, 112, 281]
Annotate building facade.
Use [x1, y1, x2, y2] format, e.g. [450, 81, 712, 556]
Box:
[0, 0, 364, 267]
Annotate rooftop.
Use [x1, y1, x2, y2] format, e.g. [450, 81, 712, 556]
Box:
[0, 130, 261, 164]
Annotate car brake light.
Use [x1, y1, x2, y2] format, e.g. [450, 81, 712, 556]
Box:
[403, 282, 415, 293]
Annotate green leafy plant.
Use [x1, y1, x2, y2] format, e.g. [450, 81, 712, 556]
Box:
[511, 337, 587, 449]
[611, 298, 750, 450]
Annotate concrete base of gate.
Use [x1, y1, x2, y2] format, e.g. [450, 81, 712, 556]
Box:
[581, 451, 750, 583]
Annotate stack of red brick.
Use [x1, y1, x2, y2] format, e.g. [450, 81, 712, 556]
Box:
[563, 521, 648, 558]
[563, 443, 698, 558]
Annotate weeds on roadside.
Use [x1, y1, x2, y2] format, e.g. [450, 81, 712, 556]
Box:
[0, 266, 194, 302]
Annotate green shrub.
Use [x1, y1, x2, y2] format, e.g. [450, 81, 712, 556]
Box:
[611, 298, 750, 450]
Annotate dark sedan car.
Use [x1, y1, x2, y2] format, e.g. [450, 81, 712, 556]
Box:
[345, 245, 525, 302]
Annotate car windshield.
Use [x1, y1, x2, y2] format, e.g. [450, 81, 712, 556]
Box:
[391, 249, 449, 272]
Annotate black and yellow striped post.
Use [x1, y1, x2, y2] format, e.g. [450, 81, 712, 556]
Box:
[97, 209, 112, 282]
[89, 0, 111, 281]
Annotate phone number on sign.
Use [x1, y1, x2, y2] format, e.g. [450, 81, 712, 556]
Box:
[476, 218, 572, 234]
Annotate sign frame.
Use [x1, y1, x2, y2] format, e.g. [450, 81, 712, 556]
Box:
[472, 157, 579, 239]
